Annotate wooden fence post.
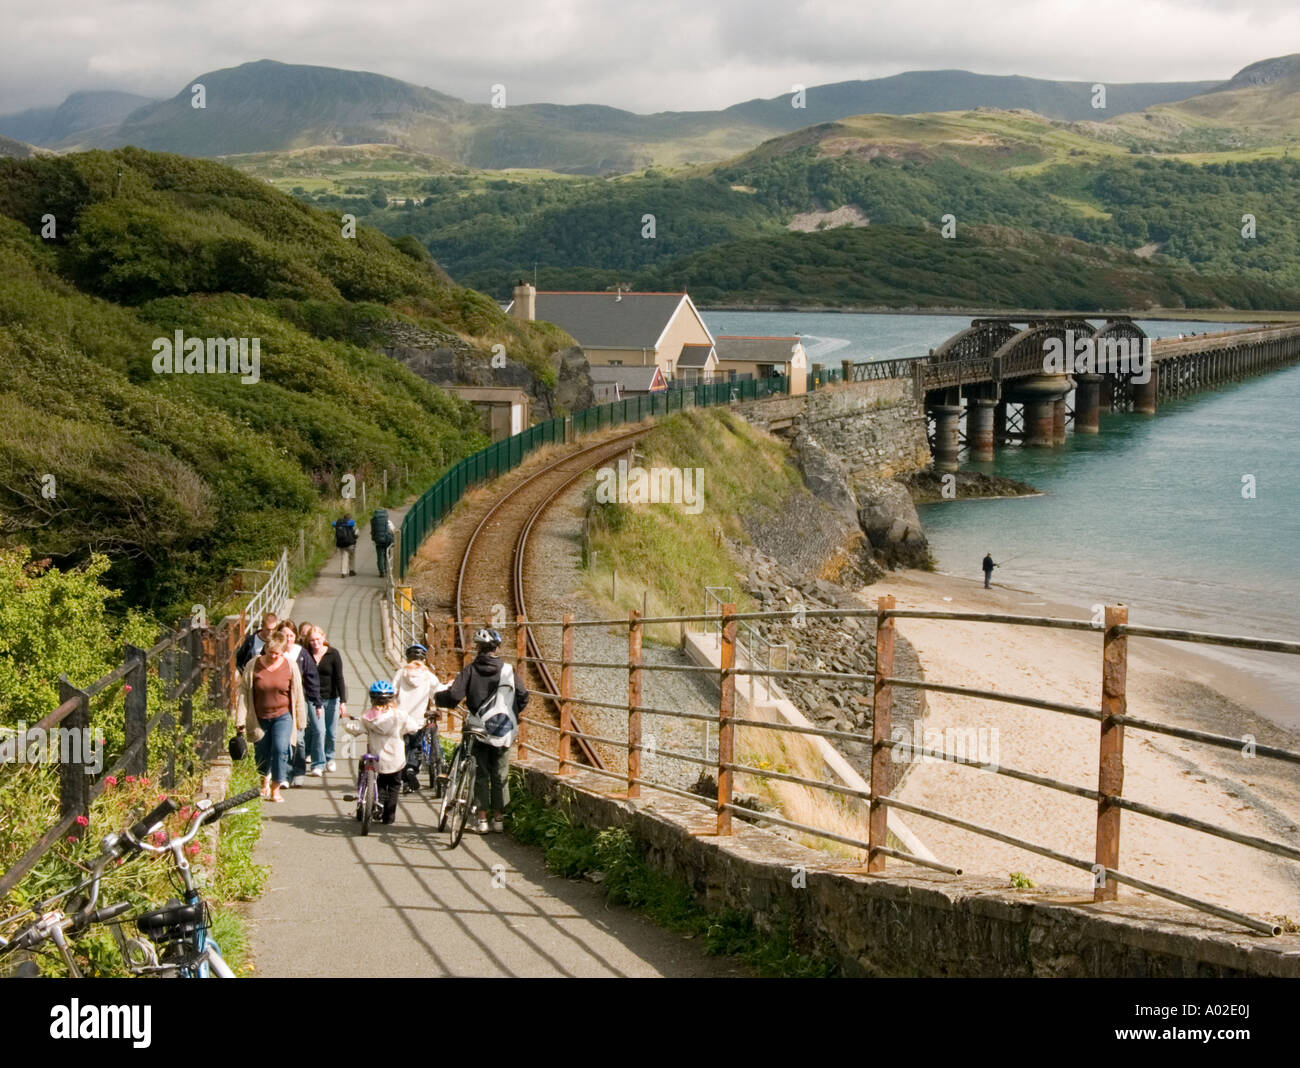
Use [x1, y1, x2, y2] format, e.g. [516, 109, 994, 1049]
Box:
[1095, 603, 1128, 902]
[627, 609, 642, 798]
[123, 644, 148, 777]
[515, 615, 529, 759]
[444, 616, 457, 684]
[869, 594, 895, 872]
[716, 603, 736, 835]
[558, 614, 574, 774]
[58, 678, 90, 840]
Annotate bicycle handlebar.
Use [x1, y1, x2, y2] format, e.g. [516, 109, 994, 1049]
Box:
[210, 788, 260, 820]
[127, 797, 178, 845]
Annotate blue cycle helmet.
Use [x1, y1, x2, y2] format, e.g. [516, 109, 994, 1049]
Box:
[404, 643, 428, 662]
[368, 680, 397, 699]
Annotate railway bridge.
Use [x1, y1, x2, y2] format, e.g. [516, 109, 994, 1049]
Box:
[831, 318, 1300, 471]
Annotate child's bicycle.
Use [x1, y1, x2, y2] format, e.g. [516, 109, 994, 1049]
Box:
[413, 713, 446, 797]
[344, 751, 382, 835]
[437, 717, 489, 849]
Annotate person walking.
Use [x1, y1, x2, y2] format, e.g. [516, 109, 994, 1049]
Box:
[391, 644, 444, 792]
[234, 629, 306, 803]
[333, 513, 358, 577]
[371, 508, 395, 577]
[345, 681, 424, 825]
[435, 628, 527, 834]
[235, 612, 278, 673]
[306, 625, 347, 775]
[278, 620, 321, 785]
[982, 553, 997, 589]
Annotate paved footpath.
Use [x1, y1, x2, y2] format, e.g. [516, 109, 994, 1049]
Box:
[245, 509, 746, 977]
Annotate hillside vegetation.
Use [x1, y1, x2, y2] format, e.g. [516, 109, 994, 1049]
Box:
[0, 148, 571, 614]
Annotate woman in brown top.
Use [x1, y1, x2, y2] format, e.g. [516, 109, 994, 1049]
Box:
[235, 630, 307, 802]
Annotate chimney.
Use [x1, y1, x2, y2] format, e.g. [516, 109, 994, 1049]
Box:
[511, 280, 536, 322]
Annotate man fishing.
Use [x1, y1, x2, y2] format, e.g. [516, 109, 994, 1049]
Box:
[982, 553, 997, 589]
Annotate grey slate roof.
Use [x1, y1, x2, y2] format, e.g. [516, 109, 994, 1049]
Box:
[588, 364, 666, 392]
[678, 343, 715, 368]
[526, 292, 690, 349]
[715, 336, 803, 362]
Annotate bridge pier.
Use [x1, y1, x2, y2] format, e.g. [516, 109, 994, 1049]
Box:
[1053, 397, 1068, 444]
[1074, 373, 1102, 433]
[1007, 375, 1072, 448]
[1134, 366, 1158, 415]
[968, 398, 997, 461]
[931, 404, 963, 471]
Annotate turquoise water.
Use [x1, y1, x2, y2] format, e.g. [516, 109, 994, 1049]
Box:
[702, 310, 1300, 725]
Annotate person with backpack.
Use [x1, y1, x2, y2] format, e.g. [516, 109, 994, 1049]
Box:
[371, 508, 395, 577]
[334, 514, 358, 577]
[434, 628, 527, 834]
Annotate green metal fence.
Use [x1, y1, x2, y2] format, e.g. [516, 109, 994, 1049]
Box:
[399, 375, 792, 575]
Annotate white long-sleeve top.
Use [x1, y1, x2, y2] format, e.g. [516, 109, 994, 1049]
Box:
[345, 703, 424, 774]
[391, 662, 445, 723]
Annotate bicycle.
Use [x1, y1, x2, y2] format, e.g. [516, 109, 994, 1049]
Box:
[437, 718, 488, 849]
[412, 713, 445, 797]
[114, 788, 261, 978]
[340, 714, 382, 834]
[0, 788, 259, 978]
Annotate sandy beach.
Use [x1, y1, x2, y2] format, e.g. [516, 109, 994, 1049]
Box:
[867, 570, 1300, 922]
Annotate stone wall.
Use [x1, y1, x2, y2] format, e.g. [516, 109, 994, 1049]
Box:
[517, 763, 1300, 978]
[737, 378, 931, 481]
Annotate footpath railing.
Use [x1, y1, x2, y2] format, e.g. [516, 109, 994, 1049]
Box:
[398, 375, 794, 576]
[410, 600, 1300, 936]
[0, 553, 293, 900]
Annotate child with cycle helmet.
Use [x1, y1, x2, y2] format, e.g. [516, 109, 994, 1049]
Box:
[345, 680, 425, 824]
[434, 627, 528, 834]
[393, 643, 446, 792]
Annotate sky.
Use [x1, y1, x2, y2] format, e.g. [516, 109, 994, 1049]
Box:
[1, 0, 1298, 114]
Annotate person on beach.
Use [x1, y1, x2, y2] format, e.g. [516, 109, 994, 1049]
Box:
[235, 612, 278, 673]
[392, 643, 445, 792]
[982, 553, 997, 589]
[435, 628, 527, 834]
[334, 513, 358, 577]
[306, 624, 347, 774]
[278, 620, 321, 785]
[344, 680, 425, 825]
[234, 629, 307, 803]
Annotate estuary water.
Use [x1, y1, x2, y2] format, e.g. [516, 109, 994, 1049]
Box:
[702, 310, 1300, 727]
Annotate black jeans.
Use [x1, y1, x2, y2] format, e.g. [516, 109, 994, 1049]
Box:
[377, 770, 402, 823]
[474, 745, 510, 815]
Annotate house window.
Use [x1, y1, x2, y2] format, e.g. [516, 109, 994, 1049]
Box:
[609, 360, 623, 366]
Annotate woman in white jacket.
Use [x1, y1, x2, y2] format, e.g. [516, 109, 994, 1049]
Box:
[392, 644, 445, 792]
[346, 680, 425, 824]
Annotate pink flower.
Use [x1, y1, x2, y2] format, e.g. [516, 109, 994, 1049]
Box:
[140, 776, 150, 785]
[75, 815, 88, 827]
[123, 685, 132, 693]
[66, 835, 77, 843]
[185, 843, 201, 857]
[105, 776, 117, 786]
[125, 775, 136, 783]
[202, 853, 214, 864]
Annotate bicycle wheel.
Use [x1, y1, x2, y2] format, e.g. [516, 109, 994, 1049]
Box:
[428, 731, 443, 796]
[448, 752, 476, 849]
[359, 767, 375, 836]
[437, 745, 461, 831]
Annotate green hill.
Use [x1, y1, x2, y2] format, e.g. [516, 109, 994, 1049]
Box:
[0, 148, 572, 614]
[18, 57, 1253, 174]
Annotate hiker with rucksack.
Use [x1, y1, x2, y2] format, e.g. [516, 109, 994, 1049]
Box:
[434, 628, 527, 834]
[334, 513, 358, 577]
[371, 508, 395, 577]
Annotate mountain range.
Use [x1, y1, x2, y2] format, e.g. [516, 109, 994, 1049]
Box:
[0, 58, 1258, 173]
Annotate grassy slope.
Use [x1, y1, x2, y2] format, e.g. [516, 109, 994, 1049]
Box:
[0, 148, 571, 614]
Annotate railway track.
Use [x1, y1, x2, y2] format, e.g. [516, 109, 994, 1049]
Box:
[453, 426, 649, 769]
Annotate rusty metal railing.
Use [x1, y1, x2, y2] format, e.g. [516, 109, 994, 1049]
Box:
[413, 599, 1300, 936]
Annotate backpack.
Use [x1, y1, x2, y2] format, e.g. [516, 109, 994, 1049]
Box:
[334, 519, 356, 548]
[371, 509, 393, 547]
[465, 662, 518, 749]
